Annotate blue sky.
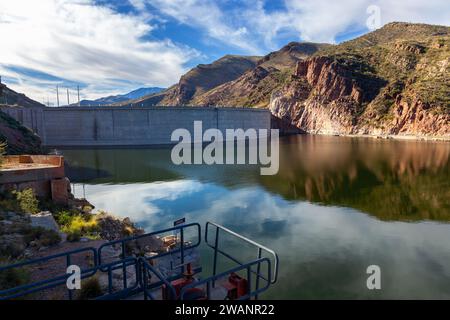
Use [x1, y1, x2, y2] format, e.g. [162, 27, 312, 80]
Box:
[0, 0, 448, 105]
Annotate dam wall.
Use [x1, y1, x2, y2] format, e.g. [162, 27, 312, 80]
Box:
[0, 106, 271, 146]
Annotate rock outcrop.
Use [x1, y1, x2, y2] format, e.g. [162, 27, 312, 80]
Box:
[269, 23, 449, 138]
[127, 23, 448, 138]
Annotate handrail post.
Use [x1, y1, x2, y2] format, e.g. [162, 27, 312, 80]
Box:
[212, 226, 220, 288]
[255, 248, 262, 300]
[247, 265, 252, 300]
[180, 226, 185, 274]
[66, 255, 72, 300]
[142, 260, 148, 300]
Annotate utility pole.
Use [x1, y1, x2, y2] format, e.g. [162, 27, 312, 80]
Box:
[77, 85, 80, 106]
[56, 85, 60, 107]
[66, 88, 70, 106]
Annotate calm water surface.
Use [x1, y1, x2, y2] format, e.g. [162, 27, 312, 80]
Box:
[61, 135, 450, 299]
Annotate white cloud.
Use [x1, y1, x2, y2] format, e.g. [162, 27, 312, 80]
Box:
[146, 0, 262, 53]
[1, 0, 448, 104]
[0, 0, 198, 103]
[146, 0, 450, 50]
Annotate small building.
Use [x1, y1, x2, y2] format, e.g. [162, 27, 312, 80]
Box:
[0, 155, 70, 205]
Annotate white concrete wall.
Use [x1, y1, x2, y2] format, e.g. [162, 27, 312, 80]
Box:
[1, 106, 270, 146]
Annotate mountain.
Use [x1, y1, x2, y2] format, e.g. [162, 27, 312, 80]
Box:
[193, 42, 330, 108]
[132, 22, 449, 138]
[126, 55, 261, 106]
[0, 109, 42, 154]
[79, 87, 165, 106]
[269, 22, 450, 137]
[0, 84, 43, 153]
[0, 83, 45, 108]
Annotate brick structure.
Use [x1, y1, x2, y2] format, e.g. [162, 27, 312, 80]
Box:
[0, 155, 71, 204]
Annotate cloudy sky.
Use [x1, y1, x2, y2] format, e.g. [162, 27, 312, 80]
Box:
[0, 0, 448, 105]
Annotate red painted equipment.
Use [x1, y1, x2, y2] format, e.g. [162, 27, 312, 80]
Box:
[223, 272, 249, 300]
[162, 263, 206, 300]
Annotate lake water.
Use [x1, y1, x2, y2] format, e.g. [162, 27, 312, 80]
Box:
[61, 135, 450, 299]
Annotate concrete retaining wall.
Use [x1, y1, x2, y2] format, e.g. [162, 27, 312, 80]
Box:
[0, 106, 270, 146]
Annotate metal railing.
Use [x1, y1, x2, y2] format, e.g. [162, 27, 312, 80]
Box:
[95, 257, 141, 300]
[98, 222, 202, 271]
[140, 258, 176, 300]
[0, 222, 278, 300]
[0, 247, 97, 300]
[205, 221, 279, 299]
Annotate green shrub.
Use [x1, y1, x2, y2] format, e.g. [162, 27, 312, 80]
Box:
[0, 241, 25, 259]
[60, 215, 100, 239]
[23, 227, 61, 247]
[53, 210, 76, 226]
[13, 189, 39, 214]
[66, 231, 81, 242]
[77, 277, 103, 300]
[0, 259, 30, 293]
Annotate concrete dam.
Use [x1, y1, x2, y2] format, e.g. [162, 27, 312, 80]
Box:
[0, 106, 271, 146]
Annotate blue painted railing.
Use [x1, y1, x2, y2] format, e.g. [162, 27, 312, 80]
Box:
[0, 222, 278, 300]
[0, 246, 97, 300]
[205, 222, 279, 299]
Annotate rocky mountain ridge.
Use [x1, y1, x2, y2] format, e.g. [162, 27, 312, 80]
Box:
[125, 22, 449, 138]
[270, 23, 449, 137]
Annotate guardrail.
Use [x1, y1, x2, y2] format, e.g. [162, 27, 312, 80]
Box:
[96, 257, 141, 300]
[0, 222, 278, 300]
[0, 247, 97, 300]
[205, 221, 279, 299]
[98, 222, 201, 270]
[140, 258, 176, 300]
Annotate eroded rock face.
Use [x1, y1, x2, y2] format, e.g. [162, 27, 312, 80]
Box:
[357, 97, 450, 136]
[96, 213, 143, 241]
[270, 61, 363, 135]
[270, 41, 449, 138]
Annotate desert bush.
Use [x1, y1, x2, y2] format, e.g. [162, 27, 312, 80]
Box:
[66, 231, 81, 242]
[23, 226, 61, 247]
[0, 259, 30, 293]
[77, 277, 103, 300]
[13, 188, 39, 214]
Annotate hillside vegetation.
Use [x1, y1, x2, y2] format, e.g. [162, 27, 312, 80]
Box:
[0, 108, 42, 154]
[128, 55, 261, 106]
[126, 22, 449, 137]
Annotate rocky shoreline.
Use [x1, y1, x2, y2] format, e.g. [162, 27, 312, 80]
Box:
[312, 132, 450, 142]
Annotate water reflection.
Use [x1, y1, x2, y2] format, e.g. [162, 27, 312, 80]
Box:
[260, 136, 450, 221]
[60, 136, 450, 299]
[64, 135, 450, 222]
[74, 181, 450, 299]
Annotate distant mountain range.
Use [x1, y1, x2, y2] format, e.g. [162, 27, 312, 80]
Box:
[78, 87, 165, 106]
